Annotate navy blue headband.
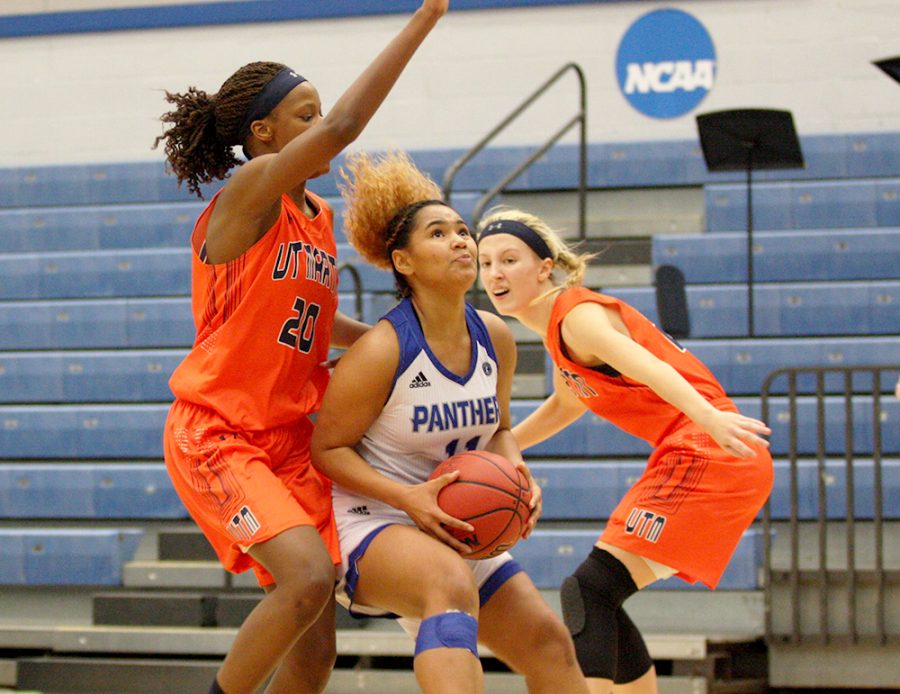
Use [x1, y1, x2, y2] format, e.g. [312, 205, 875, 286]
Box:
[478, 219, 553, 260]
[238, 67, 307, 145]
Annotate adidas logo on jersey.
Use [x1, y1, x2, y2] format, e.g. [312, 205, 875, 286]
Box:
[409, 371, 431, 388]
[348, 505, 370, 516]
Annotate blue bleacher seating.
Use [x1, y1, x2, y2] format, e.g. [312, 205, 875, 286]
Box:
[0, 137, 896, 611]
[0, 350, 184, 403]
[0, 162, 218, 208]
[0, 248, 192, 300]
[766, 458, 900, 521]
[2, 456, 892, 527]
[512, 396, 900, 458]
[0, 202, 203, 253]
[530, 459, 900, 522]
[705, 178, 899, 232]
[0, 299, 132, 350]
[876, 179, 900, 226]
[652, 229, 900, 284]
[583, 337, 900, 397]
[0, 463, 186, 519]
[1, 396, 891, 463]
[2, 133, 898, 211]
[613, 281, 900, 337]
[0, 298, 187, 350]
[0, 404, 169, 459]
[0, 194, 481, 255]
[0, 246, 400, 301]
[0, 293, 396, 351]
[0, 528, 143, 586]
[529, 460, 635, 520]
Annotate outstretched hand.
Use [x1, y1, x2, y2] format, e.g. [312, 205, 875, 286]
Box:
[397, 470, 474, 554]
[704, 409, 771, 458]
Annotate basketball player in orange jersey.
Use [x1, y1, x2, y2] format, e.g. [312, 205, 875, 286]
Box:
[311, 153, 588, 694]
[153, 4, 449, 693]
[476, 209, 774, 694]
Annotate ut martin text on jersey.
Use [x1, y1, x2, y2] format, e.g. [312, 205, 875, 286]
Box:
[271, 241, 339, 291]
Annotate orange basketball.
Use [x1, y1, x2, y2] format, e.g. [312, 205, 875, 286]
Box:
[428, 451, 532, 559]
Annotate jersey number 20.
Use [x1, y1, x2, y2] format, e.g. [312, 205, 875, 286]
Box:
[278, 297, 321, 353]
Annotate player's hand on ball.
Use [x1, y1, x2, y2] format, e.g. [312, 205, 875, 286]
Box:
[429, 451, 532, 558]
[514, 461, 541, 538]
[398, 471, 474, 554]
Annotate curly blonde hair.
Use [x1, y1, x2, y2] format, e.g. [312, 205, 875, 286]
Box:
[478, 207, 596, 288]
[339, 151, 445, 270]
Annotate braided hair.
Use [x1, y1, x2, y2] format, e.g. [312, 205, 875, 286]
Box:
[153, 61, 286, 198]
[339, 151, 448, 298]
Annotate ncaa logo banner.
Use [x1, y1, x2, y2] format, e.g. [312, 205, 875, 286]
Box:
[616, 8, 717, 119]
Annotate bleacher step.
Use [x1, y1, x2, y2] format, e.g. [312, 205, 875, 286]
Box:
[0, 660, 14, 688]
[92, 591, 367, 630]
[768, 640, 900, 689]
[157, 528, 215, 562]
[122, 560, 228, 589]
[15, 657, 219, 694]
[93, 591, 216, 628]
[9, 656, 718, 693]
[0, 623, 750, 661]
[92, 582, 764, 636]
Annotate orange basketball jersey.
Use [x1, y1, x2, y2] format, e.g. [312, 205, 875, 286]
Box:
[169, 191, 338, 431]
[545, 287, 729, 446]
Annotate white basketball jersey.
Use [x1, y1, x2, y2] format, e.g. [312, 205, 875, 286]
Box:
[332, 298, 500, 510]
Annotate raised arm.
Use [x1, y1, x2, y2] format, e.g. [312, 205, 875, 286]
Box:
[210, 1, 449, 259]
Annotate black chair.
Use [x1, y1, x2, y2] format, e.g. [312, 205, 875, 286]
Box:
[655, 264, 690, 339]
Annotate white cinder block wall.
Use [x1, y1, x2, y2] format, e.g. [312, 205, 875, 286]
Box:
[0, 0, 897, 166]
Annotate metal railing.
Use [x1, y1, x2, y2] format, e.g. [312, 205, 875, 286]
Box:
[442, 62, 587, 237]
[338, 262, 364, 322]
[760, 365, 898, 646]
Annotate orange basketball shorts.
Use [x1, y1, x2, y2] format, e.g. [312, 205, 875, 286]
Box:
[163, 399, 340, 586]
[600, 420, 773, 589]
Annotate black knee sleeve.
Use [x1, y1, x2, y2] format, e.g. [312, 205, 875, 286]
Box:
[615, 608, 654, 684]
[560, 548, 639, 680]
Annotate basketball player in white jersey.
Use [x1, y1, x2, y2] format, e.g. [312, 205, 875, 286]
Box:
[311, 152, 588, 694]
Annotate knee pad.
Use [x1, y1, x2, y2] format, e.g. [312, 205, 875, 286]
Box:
[560, 548, 638, 636]
[414, 610, 478, 659]
[615, 608, 654, 684]
[559, 548, 639, 680]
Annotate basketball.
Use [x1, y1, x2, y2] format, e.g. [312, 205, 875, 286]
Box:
[428, 451, 532, 560]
